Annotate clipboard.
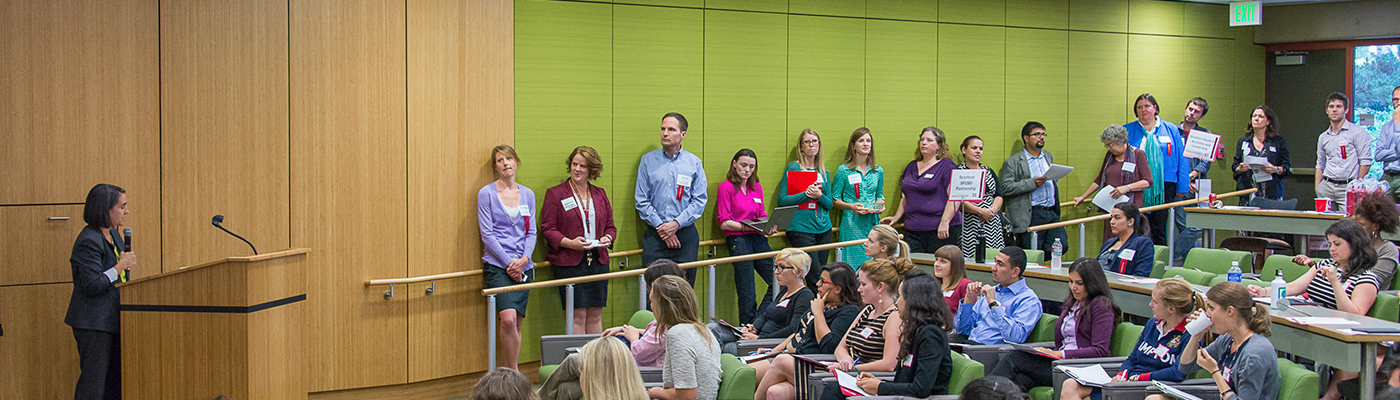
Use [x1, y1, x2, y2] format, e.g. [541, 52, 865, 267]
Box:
[1007, 341, 1062, 359]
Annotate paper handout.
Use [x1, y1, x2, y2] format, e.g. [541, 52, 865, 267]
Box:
[1045, 164, 1074, 181]
[1092, 185, 1130, 212]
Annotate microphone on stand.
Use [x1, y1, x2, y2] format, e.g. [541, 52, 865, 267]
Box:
[212, 215, 258, 255]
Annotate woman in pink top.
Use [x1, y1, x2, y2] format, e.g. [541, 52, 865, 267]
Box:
[718, 149, 780, 324]
[932, 245, 973, 317]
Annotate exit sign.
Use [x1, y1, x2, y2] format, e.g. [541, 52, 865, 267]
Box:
[1230, 1, 1262, 26]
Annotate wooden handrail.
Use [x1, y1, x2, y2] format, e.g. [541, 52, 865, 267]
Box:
[1026, 188, 1257, 232]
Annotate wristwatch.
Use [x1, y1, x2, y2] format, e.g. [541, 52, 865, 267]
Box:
[988, 300, 1001, 308]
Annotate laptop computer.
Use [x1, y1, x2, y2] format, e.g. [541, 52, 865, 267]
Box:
[741, 205, 799, 234]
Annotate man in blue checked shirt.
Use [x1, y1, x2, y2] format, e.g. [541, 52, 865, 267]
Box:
[1373, 86, 1400, 203]
[635, 112, 708, 284]
[954, 246, 1043, 345]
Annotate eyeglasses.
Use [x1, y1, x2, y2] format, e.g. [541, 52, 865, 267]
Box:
[1029, 132, 1047, 137]
[801, 139, 820, 145]
[776, 265, 799, 272]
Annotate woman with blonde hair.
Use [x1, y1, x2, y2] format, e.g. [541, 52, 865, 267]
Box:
[579, 337, 648, 400]
[778, 128, 835, 287]
[739, 248, 815, 341]
[1061, 278, 1206, 400]
[932, 245, 972, 314]
[648, 275, 722, 400]
[478, 144, 536, 370]
[862, 224, 911, 265]
[1146, 282, 1279, 400]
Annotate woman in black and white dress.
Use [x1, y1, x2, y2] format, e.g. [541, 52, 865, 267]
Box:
[957, 135, 1005, 259]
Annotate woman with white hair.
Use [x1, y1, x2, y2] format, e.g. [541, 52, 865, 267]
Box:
[1072, 125, 1153, 240]
[740, 248, 817, 340]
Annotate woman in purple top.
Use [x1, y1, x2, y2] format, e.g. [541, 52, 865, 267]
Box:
[990, 258, 1122, 391]
[718, 149, 779, 324]
[882, 126, 963, 253]
[477, 144, 538, 371]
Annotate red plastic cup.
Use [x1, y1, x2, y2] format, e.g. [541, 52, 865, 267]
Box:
[1315, 198, 1331, 213]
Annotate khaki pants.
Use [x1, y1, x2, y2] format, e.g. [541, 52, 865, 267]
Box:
[1316, 179, 1348, 211]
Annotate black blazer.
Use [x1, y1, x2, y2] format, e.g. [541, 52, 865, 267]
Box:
[879, 325, 953, 397]
[1232, 135, 1291, 201]
[65, 226, 126, 333]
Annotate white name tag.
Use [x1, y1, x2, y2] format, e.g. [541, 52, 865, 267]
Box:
[1222, 366, 1232, 382]
[943, 290, 955, 298]
[561, 197, 579, 211]
[848, 173, 861, 184]
[922, 173, 934, 179]
[676, 174, 693, 188]
[1153, 344, 1169, 357]
[1158, 135, 1172, 144]
[903, 354, 914, 367]
[753, 197, 762, 203]
[776, 299, 790, 308]
[1122, 162, 1136, 172]
[1269, 146, 1276, 152]
[518, 205, 531, 217]
[816, 173, 825, 184]
[1119, 249, 1136, 261]
[859, 327, 875, 338]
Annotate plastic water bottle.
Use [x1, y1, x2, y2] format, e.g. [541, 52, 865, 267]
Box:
[1228, 261, 1242, 283]
[1270, 269, 1287, 310]
[1050, 238, 1063, 274]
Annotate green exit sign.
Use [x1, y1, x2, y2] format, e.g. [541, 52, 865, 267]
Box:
[1230, 1, 1262, 26]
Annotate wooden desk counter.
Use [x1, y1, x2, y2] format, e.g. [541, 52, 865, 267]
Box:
[1185, 207, 1400, 241]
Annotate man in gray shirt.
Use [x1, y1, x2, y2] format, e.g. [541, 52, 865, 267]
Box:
[1316, 92, 1372, 211]
[1371, 86, 1400, 202]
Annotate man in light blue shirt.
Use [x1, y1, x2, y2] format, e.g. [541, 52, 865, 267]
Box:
[1001, 122, 1068, 253]
[955, 246, 1043, 345]
[1373, 86, 1400, 203]
[636, 112, 708, 284]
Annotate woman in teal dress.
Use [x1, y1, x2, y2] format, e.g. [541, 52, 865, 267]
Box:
[779, 128, 835, 288]
[832, 127, 885, 267]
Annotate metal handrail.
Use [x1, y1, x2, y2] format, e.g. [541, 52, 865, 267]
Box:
[1028, 188, 1257, 232]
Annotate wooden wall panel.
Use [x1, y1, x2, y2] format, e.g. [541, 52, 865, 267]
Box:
[290, 0, 409, 391]
[0, 283, 80, 400]
[406, 0, 511, 380]
[160, 0, 291, 271]
[0, 0, 162, 272]
[0, 205, 85, 285]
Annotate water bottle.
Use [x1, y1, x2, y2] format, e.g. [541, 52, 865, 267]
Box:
[1270, 269, 1287, 310]
[1228, 261, 1242, 283]
[1050, 238, 1064, 273]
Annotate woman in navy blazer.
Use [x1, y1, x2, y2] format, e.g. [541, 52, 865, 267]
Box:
[66, 183, 136, 400]
[990, 258, 1122, 391]
[1097, 203, 1156, 277]
[541, 146, 617, 335]
[478, 144, 538, 371]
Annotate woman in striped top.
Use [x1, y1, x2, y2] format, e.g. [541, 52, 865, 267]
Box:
[1248, 219, 1380, 314]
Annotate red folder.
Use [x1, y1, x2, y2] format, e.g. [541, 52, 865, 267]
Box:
[786, 170, 819, 212]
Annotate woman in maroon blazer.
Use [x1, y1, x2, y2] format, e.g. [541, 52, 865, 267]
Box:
[541, 146, 618, 334]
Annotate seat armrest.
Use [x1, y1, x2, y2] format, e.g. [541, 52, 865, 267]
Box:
[737, 338, 786, 354]
[1052, 356, 1130, 367]
[540, 334, 600, 366]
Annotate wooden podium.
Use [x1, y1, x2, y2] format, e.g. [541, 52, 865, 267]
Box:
[118, 248, 310, 400]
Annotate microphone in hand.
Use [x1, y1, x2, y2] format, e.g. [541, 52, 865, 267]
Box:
[212, 215, 259, 255]
[121, 227, 133, 281]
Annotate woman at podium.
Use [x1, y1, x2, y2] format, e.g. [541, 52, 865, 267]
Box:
[478, 145, 538, 371]
[66, 183, 136, 400]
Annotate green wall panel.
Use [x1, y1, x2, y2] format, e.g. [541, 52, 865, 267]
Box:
[940, 0, 1004, 26]
[705, 0, 785, 13]
[1183, 2, 1229, 39]
[1127, 34, 1185, 115]
[789, 0, 865, 18]
[866, 19, 937, 205]
[704, 9, 789, 193]
[788, 15, 865, 159]
[1182, 38, 1236, 135]
[938, 24, 1005, 156]
[1007, 0, 1068, 30]
[618, 0, 704, 8]
[1005, 28, 1068, 169]
[1069, 0, 1127, 33]
[1067, 31, 1127, 249]
[1128, 0, 1183, 36]
[866, 0, 937, 22]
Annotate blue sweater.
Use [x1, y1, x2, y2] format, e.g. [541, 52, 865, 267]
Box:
[1125, 120, 1190, 193]
[1118, 318, 1193, 382]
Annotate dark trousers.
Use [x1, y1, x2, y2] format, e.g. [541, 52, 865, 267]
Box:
[907, 225, 963, 255]
[73, 328, 121, 400]
[786, 230, 831, 289]
[1145, 182, 1184, 246]
[643, 224, 700, 284]
[989, 350, 1054, 392]
[729, 233, 776, 324]
[1016, 206, 1069, 252]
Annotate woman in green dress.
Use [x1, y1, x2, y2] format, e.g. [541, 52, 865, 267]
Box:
[832, 127, 885, 267]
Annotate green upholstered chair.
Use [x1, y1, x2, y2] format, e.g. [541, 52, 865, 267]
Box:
[1153, 245, 1169, 277]
[717, 353, 757, 400]
[947, 350, 984, 395]
[1278, 357, 1321, 400]
[1162, 267, 1217, 286]
[1182, 248, 1252, 275]
[1370, 293, 1400, 323]
[982, 248, 1046, 264]
[628, 310, 655, 329]
[1028, 386, 1054, 400]
[1260, 254, 1310, 282]
[1028, 313, 1060, 343]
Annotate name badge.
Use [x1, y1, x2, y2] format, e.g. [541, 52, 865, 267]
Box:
[807, 314, 815, 324]
[776, 299, 790, 308]
[816, 173, 825, 184]
[922, 173, 934, 179]
[1153, 344, 1169, 357]
[1158, 135, 1172, 144]
[753, 197, 763, 203]
[859, 327, 875, 339]
[676, 174, 693, 188]
[561, 197, 579, 211]
[1122, 162, 1136, 172]
[943, 290, 955, 298]
[848, 173, 862, 183]
[1269, 146, 1276, 152]
[902, 354, 914, 367]
[1222, 366, 1232, 382]
[1118, 249, 1136, 261]
[518, 205, 531, 217]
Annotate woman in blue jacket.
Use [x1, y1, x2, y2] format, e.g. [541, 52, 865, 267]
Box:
[1060, 278, 1206, 400]
[1097, 203, 1156, 277]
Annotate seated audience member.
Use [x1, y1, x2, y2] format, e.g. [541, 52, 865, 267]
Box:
[1096, 203, 1155, 277]
[1061, 278, 1205, 400]
[579, 336, 649, 400]
[649, 275, 722, 400]
[991, 258, 1121, 391]
[740, 248, 816, 340]
[960, 376, 1030, 400]
[473, 367, 539, 400]
[933, 245, 974, 316]
[1148, 282, 1279, 400]
[747, 263, 862, 382]
[820, 269, 954, 400]
[863, 224, 912, 265]
[1248, 219, 1380, 315]
[955, 247, 1043, 344]
[757, 258, 912, 400]
[541, 260, 685, 400]
[1353, 191, 1400, 288]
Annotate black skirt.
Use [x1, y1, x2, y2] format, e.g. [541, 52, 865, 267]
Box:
[553, 250, 609, 309]
[484, 263, 534, 316]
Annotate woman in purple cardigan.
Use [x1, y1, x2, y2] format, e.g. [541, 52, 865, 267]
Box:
[478, 144, 538, 371]
[989, 258, 1122, 391]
